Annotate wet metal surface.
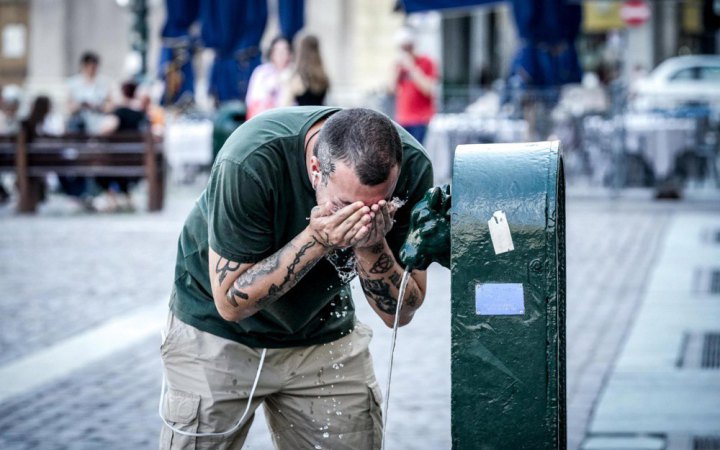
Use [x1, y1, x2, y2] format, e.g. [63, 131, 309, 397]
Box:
[451, 142, 566, 449]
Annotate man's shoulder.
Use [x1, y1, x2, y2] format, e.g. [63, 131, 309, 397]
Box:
[220, 107, 338, 156]
[393, 122, 431, 161]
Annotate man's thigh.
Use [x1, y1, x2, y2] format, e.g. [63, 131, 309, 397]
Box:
[263, 322, 383, 450]
[159, 312, 269, 450]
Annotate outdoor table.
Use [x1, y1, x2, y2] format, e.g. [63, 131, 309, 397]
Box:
[623, 113, 697, 180]
[164, 116, 213, 182]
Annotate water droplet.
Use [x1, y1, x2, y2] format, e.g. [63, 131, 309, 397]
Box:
[315, 445, 322, 449]
[322, 432, 330, 439]
[335, 411, 342, 415]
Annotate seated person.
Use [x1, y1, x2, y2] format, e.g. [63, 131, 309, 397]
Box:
[96, 81, 148, 212]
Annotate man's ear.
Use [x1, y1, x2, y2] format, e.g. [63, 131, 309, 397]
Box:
[309, 155, 321, 174]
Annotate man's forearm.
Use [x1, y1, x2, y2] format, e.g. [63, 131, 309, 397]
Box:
[354, 240, 425, 327]
[218, 228, 327, 321]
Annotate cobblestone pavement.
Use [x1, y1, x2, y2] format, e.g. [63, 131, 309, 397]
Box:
[0, 186, 191, 366]
[1, 183, 717, 449]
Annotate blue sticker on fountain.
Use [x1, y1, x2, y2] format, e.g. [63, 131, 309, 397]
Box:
[475, 283, 525, 315]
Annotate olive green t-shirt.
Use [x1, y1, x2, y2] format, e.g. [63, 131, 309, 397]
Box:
[170, 106, 433, 348]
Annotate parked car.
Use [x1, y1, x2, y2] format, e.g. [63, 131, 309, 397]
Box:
[630, 55, 720, 111]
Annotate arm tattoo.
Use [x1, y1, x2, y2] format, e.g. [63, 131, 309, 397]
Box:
[225, 286, 249, 307]
[370, 242, 384, 254]
[369, 253, 393, 274]
[313, 232, 332, 248]
[389, 271, 401, 289]
[360, 277, 397, 314]
[255, 240, 322, 308]
[215, 258, 241, 285]
[405, 288, 420, 307]
[240, 251, 281, 284]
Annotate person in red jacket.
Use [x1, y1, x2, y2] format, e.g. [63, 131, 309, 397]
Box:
[393, 26, 438, 145]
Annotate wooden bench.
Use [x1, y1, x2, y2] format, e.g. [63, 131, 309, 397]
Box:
[0, 131, 165, 213]
[0, 134, 14, 173]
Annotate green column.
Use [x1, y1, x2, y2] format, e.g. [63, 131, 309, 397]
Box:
[451, 141, 566, 449]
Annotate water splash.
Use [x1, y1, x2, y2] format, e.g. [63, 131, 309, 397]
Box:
[325, 248, 357, 284]
[380, 269, 411, 450]
[389, 196, 407, 210]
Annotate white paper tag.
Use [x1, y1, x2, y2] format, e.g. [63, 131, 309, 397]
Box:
[487, 210, 514, 254]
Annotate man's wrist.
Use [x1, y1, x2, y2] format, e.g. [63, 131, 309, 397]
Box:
[353, 240, 386, 258]
[303, 226, 332, 255]
[354, 240, 395, 277]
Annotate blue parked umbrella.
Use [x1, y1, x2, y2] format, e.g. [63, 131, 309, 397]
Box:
[279, 0, 305, 43]
[509, 0, 582, 89]
[201, 0, 267, 103]
[159, 0, 200, 105]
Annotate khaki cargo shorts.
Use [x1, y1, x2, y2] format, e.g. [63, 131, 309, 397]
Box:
[159, 312, 383, 449]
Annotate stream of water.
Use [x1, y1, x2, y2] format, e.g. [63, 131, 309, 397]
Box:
[380, 268, 411, 450]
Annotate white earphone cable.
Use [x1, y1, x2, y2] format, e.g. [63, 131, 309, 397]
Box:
[158, 333, 267, 438]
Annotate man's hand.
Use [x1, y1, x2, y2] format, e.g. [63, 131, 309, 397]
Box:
[354, 200, 397, 249]
[308, 201, 373, 250]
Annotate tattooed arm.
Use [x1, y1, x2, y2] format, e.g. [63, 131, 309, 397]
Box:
[353, 200, 427, 328]
[355, 239, 427, 328]
[209, 201, 373, 321]
[209, 228, 327, 321]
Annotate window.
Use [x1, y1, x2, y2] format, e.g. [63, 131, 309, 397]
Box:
[669, 68, 697, 81]
[699, 66, 720, 82]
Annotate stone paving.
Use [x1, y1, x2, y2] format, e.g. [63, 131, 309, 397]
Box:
[1, 182, 718, 449]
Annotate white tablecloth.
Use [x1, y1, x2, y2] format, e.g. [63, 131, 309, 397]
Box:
[424, 114, 529, 182]
[623, 114, 696, 179]
[164, 117, 213, 173]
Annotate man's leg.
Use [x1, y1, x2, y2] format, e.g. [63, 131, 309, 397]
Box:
[263, 322, 383, 450]
[159, 312, 276, 449]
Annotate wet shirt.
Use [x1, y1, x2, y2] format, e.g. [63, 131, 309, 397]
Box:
[171, 106, 434, 348]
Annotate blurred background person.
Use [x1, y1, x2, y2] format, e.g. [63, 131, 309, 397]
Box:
[245, 36, 292, 119]
[393, 25, 438, 146]
[61, 51, 112, 209]
[281, 33, 330, 107]
[0, 84, 22, 135]
[18, 96, 55, 207]
[95, 80, 149, 212]
[66, 51, 112, 134]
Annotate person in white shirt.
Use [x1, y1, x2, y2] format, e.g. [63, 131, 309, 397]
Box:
[66, 51, 112, 134]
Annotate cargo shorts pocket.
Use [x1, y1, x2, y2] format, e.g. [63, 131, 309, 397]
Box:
[160, 312, 183, 357]
[367, 381, 383, 449]
[160, 388, 200, 450]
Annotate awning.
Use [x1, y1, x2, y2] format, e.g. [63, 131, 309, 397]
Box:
[398, 0, 501, 14]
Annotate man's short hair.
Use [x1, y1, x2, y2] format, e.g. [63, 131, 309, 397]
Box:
[80, 51, 100, 66]
[314, 108, 402, 186]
